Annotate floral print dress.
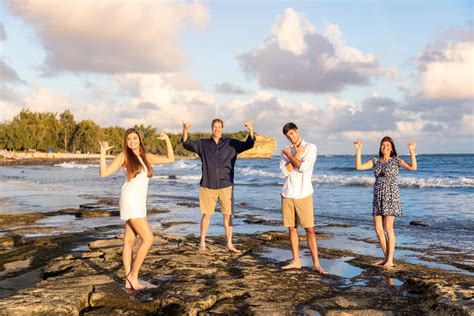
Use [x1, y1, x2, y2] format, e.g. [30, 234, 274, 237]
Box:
[370, 156, 403, 217]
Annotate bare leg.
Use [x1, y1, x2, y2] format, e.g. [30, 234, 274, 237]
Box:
[373, 216, 387, 265]
[199, 213, 211, 251]
[282, 227, 301, 269]
[305, 227, 326, 274]
[123, 221, 137, 289]
[126, 217, 153, 290]
[383, 216, 396, 268]
[223, 214, 240, 253]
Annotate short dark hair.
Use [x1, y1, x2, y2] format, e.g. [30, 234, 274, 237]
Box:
[379, 136, 398, 157]
[282, 122, 298, 135]
[212, 118, 224, 128]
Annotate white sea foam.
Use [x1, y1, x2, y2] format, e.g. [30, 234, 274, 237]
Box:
[169, 160, 199, 170]
[236, 167, 281, 178]
[398, 176, 474, 188]
[312, 174, 474, 188]
[55, 162, 98, 169]
[313, 175, 373, 186]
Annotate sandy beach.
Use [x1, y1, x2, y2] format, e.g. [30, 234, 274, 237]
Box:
[0, 195, 473, 315]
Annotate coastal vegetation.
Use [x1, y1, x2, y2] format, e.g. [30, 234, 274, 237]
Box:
[0, 109, 248, 156]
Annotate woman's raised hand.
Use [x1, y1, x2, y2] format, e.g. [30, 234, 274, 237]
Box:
[407, 141, 417, 152]
[99, 140, 114, 152]
[353, 140, 363, 151]
[157, 131, 169, 141]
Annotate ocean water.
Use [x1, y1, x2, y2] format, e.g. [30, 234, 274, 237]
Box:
[1, 154, 473, 273]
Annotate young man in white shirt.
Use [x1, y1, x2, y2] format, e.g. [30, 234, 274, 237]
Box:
[279, 122, 326, 274]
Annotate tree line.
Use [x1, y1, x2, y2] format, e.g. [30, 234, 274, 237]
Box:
[0, 109, 248, 156]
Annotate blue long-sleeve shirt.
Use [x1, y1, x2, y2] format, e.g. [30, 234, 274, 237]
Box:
[183, 135, 255, 189]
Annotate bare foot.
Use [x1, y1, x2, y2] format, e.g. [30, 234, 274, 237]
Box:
[125, 278, 132, 289]
[226, 244, 241, 254]
[374, 259, 386, 266]
[312, 265, 328, 274]
[198, 242, 207, 252]
[383, 262, 394, 269]
[282, 261, 302, 270]
[125, 274, 146, 291]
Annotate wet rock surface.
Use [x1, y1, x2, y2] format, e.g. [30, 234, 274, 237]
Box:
[1, 196, 473, 315]
[0, 231, 472, 315]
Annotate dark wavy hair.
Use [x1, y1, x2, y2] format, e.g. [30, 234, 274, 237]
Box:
[378, 136, 398, 158]
[282, 122, 298, 135]
[123, 128, 153, 181]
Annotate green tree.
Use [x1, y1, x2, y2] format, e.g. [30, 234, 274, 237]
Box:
[37, 112, 60, 152]
[71, 120, 100, 153]
[133, 124, 162, 153]
[58, 110, 77, 152]
[102, 126, 125, 154]
[9, 109, 38, 150]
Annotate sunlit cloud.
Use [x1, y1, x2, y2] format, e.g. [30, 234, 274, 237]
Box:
[237, 8, 383, 93]
[8, 0, 209, 74]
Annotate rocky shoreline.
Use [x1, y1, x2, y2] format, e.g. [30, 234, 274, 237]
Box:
[0, 203, 473, 315]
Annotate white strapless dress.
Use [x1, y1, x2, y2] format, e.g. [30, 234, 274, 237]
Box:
[119, 158, 149, 221]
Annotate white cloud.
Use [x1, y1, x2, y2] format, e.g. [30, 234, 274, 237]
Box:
[24, 85, 71, 113]
[237, 8, 383, 93]
[109, 73, 216, 131]
[271, 8, 315, 55]
[8, 0, 209, 74]
[415, 41, 474, 100]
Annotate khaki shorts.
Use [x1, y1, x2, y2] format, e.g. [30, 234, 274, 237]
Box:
[199, 186, 234, 215]
[281, 195, 314, 228]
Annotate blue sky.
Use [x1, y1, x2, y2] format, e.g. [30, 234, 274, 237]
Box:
[1, 0, 473, 154]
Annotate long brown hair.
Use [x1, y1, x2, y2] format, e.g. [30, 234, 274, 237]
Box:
[378, 136, 398, 158]
[123, 128, 153, 181]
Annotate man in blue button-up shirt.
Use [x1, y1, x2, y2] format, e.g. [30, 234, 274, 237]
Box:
[182, 118, 255, 253]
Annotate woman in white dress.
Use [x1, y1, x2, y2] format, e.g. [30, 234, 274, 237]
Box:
[99, 128, 174, 290]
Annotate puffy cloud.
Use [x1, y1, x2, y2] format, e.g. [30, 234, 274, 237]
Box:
[8, 0, 209, 74]
[271, 8, 315, 55]
[237, 8, 382, 93]
[220, 92, 400, 143]
[218, 89, 473, 153]
[215, 81, 248, 95]
[414, 24, 473, 100]
[106, 73, 216, 130]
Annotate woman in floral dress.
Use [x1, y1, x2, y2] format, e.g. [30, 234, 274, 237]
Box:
[354, 136, 417, 268]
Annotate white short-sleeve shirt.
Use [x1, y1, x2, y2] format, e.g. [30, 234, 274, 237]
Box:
[279, 140, 317, 199]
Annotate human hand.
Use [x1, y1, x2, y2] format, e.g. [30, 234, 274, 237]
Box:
[182, 121, 192, 131]
[157, 131, 169, 141]
[353, 140, 363, 151]
[282, 146, 292, 157]
[99, 140, 113, 152]
[407, 141, 417, 152]
[244, 120, 253, 131]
